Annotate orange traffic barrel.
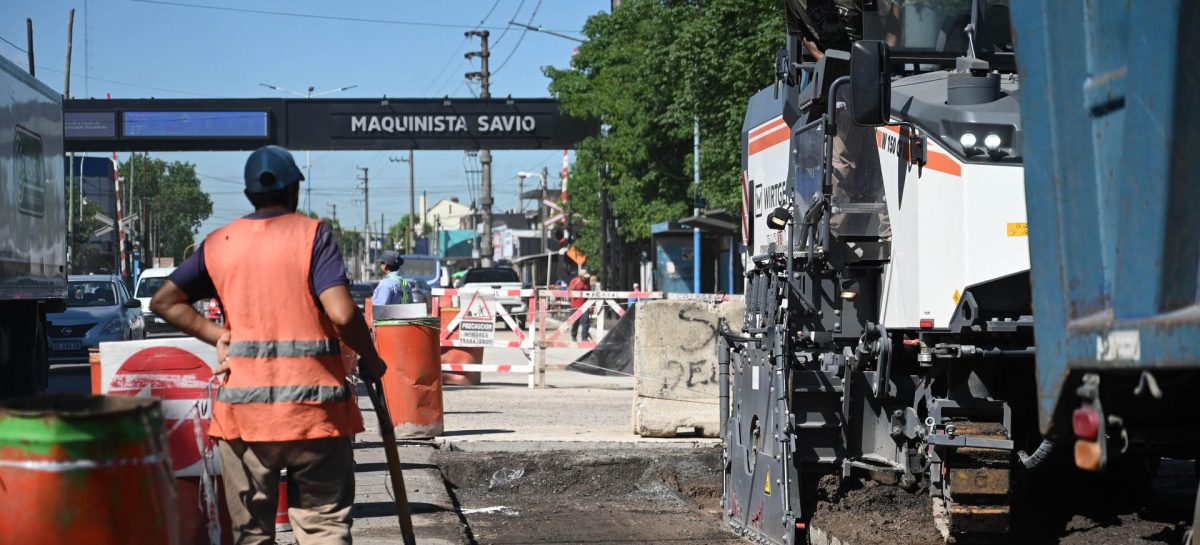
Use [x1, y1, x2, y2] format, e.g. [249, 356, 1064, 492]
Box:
[374, 317, 444, 438]
[440, 307, 483, 386]
[0, 395, 180, 545]
[89, 348, 102, 393]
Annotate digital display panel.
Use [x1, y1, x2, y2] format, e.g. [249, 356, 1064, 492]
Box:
[64, 111, 118, 139]
[122, 111, 269, 138]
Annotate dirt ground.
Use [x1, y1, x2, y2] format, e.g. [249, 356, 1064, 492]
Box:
[810, 458, 1197, 545]
[436, 446, 742, 545]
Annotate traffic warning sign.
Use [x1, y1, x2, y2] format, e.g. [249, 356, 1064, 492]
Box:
[458, 291, 497, 347]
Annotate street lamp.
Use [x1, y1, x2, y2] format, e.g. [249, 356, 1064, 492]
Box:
[258, 83, 358, 215]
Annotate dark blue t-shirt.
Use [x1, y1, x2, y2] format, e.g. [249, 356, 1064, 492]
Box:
[169, 211, 348, 303]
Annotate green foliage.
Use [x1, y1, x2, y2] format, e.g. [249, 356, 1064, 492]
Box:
[117, 155, 213, 262]
[545, 0, 782, 262]
[68, 200, 109, 273]
[388, 215, 434, 253]
[305, 211, 362, 256]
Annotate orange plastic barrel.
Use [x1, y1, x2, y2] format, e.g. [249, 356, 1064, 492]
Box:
[440, 307, 483, 386]
[0, 395, 180, 545]
[374, 317, 444, 438]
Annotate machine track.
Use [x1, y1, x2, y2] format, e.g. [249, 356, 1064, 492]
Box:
[932, 420, 1013, 542]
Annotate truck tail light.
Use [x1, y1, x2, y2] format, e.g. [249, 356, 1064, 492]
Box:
[919, 319, 934, 330]
[1074, 440, 1103, 471]
[1072, 407, 1100, 441]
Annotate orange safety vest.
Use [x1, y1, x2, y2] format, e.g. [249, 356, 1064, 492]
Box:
[205, 213, 363, 442]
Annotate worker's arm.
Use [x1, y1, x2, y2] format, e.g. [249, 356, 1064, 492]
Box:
[151, 280, 226, 346]
[318, 285, 387, 381]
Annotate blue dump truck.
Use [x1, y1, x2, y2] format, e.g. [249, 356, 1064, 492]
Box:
[0, 54, 67, 397]
[1013, 0, 1199, 539]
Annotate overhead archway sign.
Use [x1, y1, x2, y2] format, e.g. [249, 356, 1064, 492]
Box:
[64, 97, 598, 152]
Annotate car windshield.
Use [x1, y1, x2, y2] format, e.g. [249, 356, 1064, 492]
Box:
[67, 281, 118, 307]
[397, 259, 438, 281]
[862, 0, 1012, 57]
[463, 268, 519, 284]
[349, 283, 377, 305]
[136, 277, 167, 298]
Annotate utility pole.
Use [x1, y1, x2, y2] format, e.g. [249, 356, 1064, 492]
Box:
[357, 166, 369, 281]
[466, 29, 493, 266]
[540, 167, 549, 254]
[389, 151, 416, 252]
[328, 203, 337, 224]
[65, 9, 75, 272]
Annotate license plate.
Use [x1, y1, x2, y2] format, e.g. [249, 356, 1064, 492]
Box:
[52, 341, 82, 351]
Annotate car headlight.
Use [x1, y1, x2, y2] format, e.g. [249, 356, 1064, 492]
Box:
[100, 317, 124, 335]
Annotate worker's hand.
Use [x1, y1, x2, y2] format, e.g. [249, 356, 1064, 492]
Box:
[358, 355, 388, 382]
[802, 37, 825, 61]
[214, 331, 232, 379]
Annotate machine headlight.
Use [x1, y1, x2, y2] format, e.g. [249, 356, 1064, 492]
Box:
[100, 317, 124, 335]
[959, 132, 978, 149]
[984, 133, 1002, 150]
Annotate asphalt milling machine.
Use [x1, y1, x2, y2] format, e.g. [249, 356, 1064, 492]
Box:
[722, 1, 1048, 543]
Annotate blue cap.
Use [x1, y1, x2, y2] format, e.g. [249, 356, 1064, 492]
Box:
[244, 145, 305, 194]
[378, 250, 403, 269]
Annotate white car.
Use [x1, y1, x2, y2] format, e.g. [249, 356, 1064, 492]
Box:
[133, 267, 176, 334]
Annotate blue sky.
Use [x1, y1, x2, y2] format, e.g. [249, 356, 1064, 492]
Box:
[1, 0, 607, 237]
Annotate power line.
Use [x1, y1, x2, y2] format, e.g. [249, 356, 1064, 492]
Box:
[490, 0, 528, 49]
[0, 34, 27, 53]
[420, 0, 501, 96]
[128, 0, 579, 32]
[492, 0, 543, 75]
[2, 51, 219, 97]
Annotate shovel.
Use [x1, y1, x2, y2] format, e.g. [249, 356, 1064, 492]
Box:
[363, 376, 418, 545]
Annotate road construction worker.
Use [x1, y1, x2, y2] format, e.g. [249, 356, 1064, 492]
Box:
[151, 144, 387, 545]
[372, 250, 413, 305]
[568, 270, 592, 342]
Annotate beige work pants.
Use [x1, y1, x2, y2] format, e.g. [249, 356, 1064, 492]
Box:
[218, 437, 355, 545]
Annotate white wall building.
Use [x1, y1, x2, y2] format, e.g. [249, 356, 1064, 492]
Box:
[424, 197, 474, 231]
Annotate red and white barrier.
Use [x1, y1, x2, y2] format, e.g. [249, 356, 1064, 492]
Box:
[428, 287, 743, 388]
[99, 338, 221, 477]
[431, 287, 539, 386]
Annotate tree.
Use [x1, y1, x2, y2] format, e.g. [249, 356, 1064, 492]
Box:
[545, 0, 782, 263]
[388, 215, 433, 254]
[117, 155, 213, 263]
[67, 200, 110, 274]
[305, 211, 362, 260]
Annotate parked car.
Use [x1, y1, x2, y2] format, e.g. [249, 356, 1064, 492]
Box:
[134, 267, 176, 334]
[46, 275, 145, 364]
[456, 267, 526, 328]
[349, 282, 378, 309]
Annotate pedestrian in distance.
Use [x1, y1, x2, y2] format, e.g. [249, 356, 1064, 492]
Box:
[373, 250, 413, 305]
[568, 270, 592, 342]
[151, 145, 388, 545]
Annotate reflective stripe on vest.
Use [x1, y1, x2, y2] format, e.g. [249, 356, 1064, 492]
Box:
[204, 213, 364, 441]
[228, 339, 341, 359]
[217, 384, 352, 404]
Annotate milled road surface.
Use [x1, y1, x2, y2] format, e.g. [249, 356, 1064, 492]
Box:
[437, 447, 739, 545]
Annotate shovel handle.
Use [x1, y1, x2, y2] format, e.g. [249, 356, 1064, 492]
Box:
[364, 377, 418, 545]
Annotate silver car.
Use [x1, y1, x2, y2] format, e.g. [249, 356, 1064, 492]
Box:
[46, 275, 145, 364]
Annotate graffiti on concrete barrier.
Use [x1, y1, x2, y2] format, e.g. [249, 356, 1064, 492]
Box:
[665, 359, 717, 389]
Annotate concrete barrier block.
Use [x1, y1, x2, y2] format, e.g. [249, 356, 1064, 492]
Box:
[632, 299, 744, 437]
